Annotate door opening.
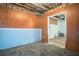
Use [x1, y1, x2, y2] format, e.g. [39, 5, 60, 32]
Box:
[48, 12, 67, 48]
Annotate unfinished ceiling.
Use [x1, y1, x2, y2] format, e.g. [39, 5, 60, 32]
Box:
[50, 13, 65, 20]
[4, 3, 62, 15]
[54, 13, 65, 20]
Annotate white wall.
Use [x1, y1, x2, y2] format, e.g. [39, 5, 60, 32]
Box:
[49, 24, 58, 39]
[48, 19, 66, 39]
[57, 19, 66, 37]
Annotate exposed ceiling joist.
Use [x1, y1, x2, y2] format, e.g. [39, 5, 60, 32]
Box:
[6, 3, 62, 15]
[32, 3, 49, 11]
[54, 14, 65, 20]
[11, 3, 36, 12]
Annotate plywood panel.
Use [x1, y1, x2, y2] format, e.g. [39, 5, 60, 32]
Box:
[0, 5, 41, 28]
[42, 4, 79, 52]
[50, 19, 57, 25]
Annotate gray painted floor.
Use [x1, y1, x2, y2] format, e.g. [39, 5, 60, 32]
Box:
[0, 42, 79, 56]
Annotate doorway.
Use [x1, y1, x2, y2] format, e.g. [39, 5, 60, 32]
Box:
[48, 12, 67, 48]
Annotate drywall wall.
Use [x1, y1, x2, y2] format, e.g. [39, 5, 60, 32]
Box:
[57, 19, 66, 37]
[49, 19, 66, 39]
[49, 24, 58, 39]
[0, 28, 42, 50]
[48, 19, 66, 39]
[48, 14, 66, 39]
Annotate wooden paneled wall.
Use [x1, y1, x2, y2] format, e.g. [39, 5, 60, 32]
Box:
[41, 4, 79, 52]
[0, 4, 79, 52]
[0, 5, 41, 28]
[50, 19, 57, 25]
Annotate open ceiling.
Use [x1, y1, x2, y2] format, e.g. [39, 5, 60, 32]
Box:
[1, 3, 62, 15]
[54, 13, 65, 20]
[50, 13, 65, 20]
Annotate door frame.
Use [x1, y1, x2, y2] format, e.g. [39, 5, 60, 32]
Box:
[48, 11, 67, 47]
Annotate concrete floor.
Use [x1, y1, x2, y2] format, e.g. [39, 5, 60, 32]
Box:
[48, 37, 66, 48]
[0, 41, 79, 56]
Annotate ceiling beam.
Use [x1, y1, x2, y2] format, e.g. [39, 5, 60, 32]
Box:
[42, 4, 50, 10]
[11, 3, 43, 15]
[11, 3, 36, 12]
[31, 3, 49, 11]
[23, 3, 47, 14]
[9, 3, 62, 15]
[20, 4, 38, 11]
[23, 3, 45, 14]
